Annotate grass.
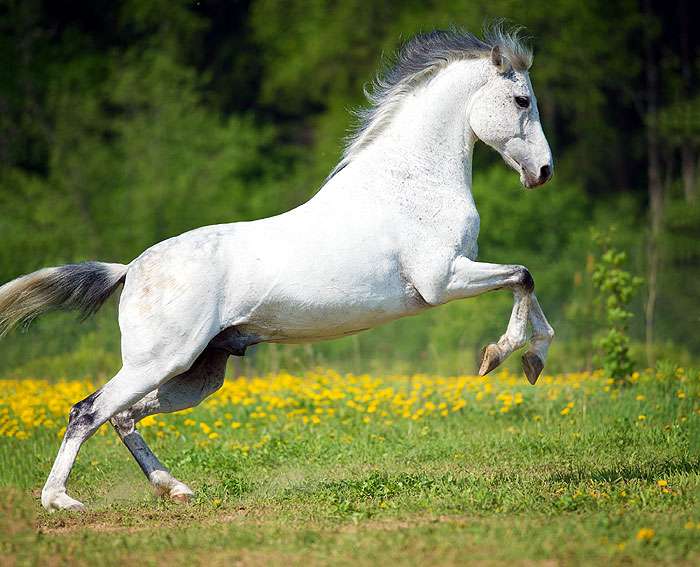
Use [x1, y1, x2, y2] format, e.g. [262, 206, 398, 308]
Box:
[1, 366, 699, 565]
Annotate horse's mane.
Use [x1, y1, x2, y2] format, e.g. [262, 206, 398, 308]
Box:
[328, 23, 533, 178]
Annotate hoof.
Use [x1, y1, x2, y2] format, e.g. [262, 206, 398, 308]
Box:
[522, 352, 544, 385]
[150, 470, 194, 502]
[478, 344, 502, 376]
[167, 481, 194, 503]
[41, 490, 86, 512]
[170, 491, 192, 503]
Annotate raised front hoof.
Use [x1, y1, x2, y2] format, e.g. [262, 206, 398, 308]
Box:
[522, 352, 544, 385]
[478, 344, 502, 376]
[41, 490, 86, 513]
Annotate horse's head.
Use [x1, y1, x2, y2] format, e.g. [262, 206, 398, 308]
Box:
[469, 45, 553, 189]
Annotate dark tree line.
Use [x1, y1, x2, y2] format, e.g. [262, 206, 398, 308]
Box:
[0, 0, 697, 375]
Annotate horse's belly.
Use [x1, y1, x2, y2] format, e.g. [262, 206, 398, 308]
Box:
[234, 277, 430, 343]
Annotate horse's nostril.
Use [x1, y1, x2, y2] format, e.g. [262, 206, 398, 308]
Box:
[539, 165, 551, 182]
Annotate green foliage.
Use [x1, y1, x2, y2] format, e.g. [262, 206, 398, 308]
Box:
[0, 0, 698, 374]
[591, 230, 644, 380]
[658, 96, 700, 148]
[658, 194, 700, 355]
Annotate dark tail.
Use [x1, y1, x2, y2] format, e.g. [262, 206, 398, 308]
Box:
[0, 261, 128, 337]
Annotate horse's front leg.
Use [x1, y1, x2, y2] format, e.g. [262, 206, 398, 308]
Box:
[521, 294, 555, 383]
[442, 257, 538, 380]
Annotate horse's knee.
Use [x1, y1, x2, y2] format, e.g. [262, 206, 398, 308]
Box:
[515, 267, 535, 293]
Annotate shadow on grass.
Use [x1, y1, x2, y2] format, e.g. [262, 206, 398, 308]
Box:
[547, 457, 700, 484]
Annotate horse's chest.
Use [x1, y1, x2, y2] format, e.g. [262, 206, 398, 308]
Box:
[405, 204, 480, 262]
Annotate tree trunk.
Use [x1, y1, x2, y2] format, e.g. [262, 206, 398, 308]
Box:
[682, 146, 696, 202]
[644, 0, 663, 368]
[679, 0, 696, 203]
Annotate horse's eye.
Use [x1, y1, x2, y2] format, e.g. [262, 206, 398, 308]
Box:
[515, 96, 530, 109]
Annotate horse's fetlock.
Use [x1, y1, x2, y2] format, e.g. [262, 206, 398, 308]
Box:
[512, 329, 528, 348]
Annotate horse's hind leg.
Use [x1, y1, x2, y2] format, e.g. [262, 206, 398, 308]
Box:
[110, 348, 228, 502]
[41, 364, 182, 511]
[41, 337, 213, 511]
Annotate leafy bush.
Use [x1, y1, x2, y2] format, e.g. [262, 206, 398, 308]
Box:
[591, 230, 643, 380]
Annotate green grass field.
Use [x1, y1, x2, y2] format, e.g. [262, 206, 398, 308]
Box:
[1, 365, 699, 565]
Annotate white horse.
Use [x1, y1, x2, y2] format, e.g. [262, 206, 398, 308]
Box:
[0, 26, 554, 511]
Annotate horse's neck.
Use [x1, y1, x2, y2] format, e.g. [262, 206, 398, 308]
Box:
[324, 59, 488, 210]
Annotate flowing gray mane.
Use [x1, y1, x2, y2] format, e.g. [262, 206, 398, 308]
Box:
[329, 25, 533, 178]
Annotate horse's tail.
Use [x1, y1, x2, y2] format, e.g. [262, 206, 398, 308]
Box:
[0, 261, 128, 337]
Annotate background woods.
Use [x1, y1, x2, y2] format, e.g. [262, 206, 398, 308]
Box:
[0, 0, 698, 377]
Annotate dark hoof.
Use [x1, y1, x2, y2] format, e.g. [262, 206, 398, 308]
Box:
[522, 352, 544, 385]
[478, 344, 502, 376]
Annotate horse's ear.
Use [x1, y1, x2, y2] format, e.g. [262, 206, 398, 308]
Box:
[490, 45, 511, 74]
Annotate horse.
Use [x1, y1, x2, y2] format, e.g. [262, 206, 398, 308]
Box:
[0, 25, 554, 511]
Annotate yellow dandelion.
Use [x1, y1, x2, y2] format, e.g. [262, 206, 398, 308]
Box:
[635, 528, 655, 541]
